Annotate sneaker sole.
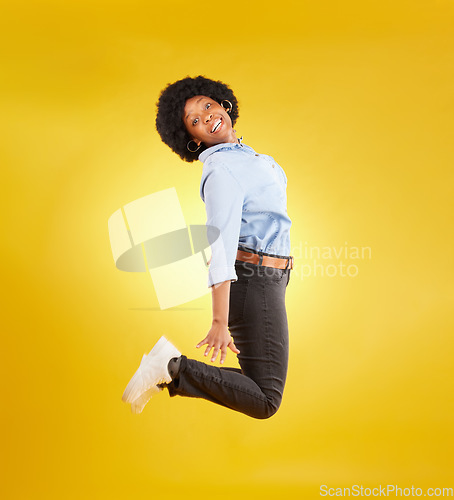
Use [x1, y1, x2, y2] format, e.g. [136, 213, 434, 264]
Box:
[121, 336, 180, 403]
[130, 385, 163, 414]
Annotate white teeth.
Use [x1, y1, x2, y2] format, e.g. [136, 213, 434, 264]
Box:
[211, 119, 221, 133]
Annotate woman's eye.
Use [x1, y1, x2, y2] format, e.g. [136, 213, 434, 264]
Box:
[206, 103, 211, 109]
[192, 118, 199, 126]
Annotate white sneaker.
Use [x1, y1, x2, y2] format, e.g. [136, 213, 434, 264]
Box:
[130, 385, 163, 414]
[122, 336, 181, 405]
[127, 355, 163, 414]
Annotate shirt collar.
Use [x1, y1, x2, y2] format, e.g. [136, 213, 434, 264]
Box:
[198, 141, 255, 163]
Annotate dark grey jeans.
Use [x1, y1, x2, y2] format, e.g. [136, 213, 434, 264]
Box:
[167, 253, 291, 419]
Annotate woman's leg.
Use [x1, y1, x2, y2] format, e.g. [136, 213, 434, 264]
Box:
[166, 263, 290, 419]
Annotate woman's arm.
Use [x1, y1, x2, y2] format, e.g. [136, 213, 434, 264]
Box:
[196, 280, 240, 364]
[201, 163, 244, 288]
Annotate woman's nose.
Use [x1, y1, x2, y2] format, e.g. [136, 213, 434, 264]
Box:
[204, 112, 213, 123]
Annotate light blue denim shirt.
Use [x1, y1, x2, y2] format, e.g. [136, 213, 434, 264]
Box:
[199, 142, 292, 287]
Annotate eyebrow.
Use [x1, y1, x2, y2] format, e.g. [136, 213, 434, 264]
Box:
[185, 97, 206, 120]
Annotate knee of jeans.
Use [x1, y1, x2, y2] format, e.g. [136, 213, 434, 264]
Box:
[251, 395, 283, 420]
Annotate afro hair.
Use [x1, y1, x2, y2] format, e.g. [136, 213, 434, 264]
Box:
[155, 75, 239, 162]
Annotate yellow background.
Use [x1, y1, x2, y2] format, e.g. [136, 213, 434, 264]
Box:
[1, 0, 453, 498]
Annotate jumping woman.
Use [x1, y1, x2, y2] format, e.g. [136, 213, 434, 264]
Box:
[122, 75, 293, 419]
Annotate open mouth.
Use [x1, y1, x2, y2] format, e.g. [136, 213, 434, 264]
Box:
[211, 118, 222, 133]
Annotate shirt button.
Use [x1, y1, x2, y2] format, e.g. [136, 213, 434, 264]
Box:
[272, 164, 275, 168]
[255, 154, 259, 157]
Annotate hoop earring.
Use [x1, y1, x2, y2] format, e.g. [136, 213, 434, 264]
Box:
[187, 140, 201, 153]
[221, 100, 233, 114]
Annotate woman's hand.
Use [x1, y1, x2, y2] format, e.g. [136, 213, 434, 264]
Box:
[197, 279, 240, 364]
[196, 320, 240, 364]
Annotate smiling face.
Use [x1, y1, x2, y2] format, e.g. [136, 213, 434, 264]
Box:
[183, 95, 238, 148]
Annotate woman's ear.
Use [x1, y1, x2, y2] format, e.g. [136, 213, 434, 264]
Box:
[187, 139, 202, 153]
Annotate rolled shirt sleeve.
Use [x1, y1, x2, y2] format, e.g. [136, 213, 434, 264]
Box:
[201, 163, 244, 288]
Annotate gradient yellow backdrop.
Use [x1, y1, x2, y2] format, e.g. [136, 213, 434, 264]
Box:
[1, 1, 453, 498]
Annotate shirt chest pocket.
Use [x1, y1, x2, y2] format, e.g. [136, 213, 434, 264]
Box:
[255, 155, 286, 187]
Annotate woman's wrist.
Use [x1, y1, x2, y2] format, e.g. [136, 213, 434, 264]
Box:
[211, 279, 231, 328]
[212, 317, 228, 327]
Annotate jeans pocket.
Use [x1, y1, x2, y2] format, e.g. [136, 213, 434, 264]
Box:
[263, 267, 286, 284]
[229, 279, 249, 326]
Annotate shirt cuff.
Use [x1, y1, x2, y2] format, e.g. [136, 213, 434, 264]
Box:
[208, 266, 238, 288]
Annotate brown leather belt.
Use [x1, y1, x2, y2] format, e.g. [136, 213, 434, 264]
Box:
[236, 249, 294, 270]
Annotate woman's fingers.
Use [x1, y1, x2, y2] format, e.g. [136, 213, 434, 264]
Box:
[213, 341, 239, 363]
[229, 340, 241, 354]
[197, 338, 214, 358]
[201, 343, 224, 362]
[220, 345, 229, 365]
[196, 337, 208, 349]
[211, 346, 220, 363]
[197, 334, 239, 363]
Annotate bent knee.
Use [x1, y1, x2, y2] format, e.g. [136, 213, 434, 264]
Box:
[249, 396, 282, 420]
